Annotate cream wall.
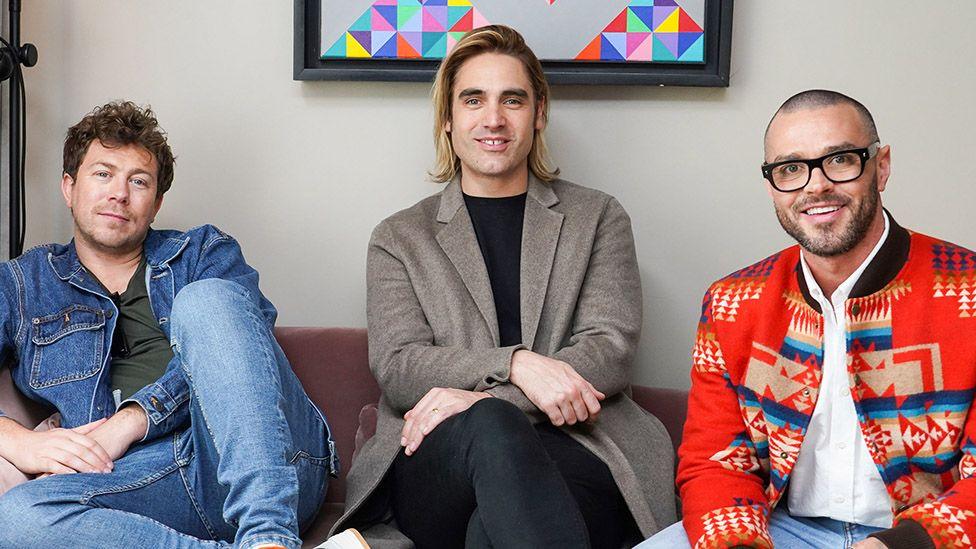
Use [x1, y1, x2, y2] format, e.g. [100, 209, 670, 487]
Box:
[17, 1, 976, 389]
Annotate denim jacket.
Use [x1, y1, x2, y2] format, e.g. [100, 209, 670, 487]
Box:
[0, 225, 277, 442]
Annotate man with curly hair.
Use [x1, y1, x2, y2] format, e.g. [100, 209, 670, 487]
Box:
[0, 101, 336, 549]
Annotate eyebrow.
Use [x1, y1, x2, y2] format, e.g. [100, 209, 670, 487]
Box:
[769, 141, 861, 163]
[90, 161, 118, 171]
[457, 87, 530, 99]
[89, 161, 155, 178]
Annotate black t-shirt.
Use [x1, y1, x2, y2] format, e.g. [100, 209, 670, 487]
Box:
[463, 192, 527, 347]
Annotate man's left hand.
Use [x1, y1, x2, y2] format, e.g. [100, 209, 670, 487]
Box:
[401, 388, 491, 456]
[852, 538, 888, 549]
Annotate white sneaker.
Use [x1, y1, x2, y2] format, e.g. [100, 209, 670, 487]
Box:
[315, 528, 370, 549]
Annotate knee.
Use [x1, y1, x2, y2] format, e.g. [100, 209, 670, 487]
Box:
[463, 398, 526, 431]
[459, 398, 534, 452]
[170, 279, 252, 338]
[172, 278, 249, 321]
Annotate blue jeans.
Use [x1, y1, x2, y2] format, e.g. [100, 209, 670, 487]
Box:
[637, 508, 885, 549]
[0, 279, 335, 549]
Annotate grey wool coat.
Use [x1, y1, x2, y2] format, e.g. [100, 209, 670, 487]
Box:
[331, 176, 676, 547]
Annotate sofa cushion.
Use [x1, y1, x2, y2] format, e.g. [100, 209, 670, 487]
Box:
[275, 327, 380, 506]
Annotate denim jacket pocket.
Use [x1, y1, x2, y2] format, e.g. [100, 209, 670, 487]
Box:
[29, 305, 106, 389]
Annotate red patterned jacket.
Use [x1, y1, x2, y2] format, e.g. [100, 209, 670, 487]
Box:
[678, 219, 976, 549]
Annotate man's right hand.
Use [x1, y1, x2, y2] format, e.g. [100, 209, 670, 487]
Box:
[509, 350, 605, 426]
[4, 418, 114, 476]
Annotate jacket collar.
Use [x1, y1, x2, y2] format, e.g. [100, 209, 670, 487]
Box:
[48, 228, 190, 281]
[795, 210, 911, 312]
[435, 173, 559, 223]
[435, 174, 563, 348]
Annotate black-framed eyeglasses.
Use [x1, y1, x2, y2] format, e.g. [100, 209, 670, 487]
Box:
[761, 142, 880, 192]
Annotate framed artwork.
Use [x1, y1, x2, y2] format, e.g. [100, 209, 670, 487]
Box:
[294, 0, 733, 86]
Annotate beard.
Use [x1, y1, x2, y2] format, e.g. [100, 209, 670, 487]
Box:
[71, 206, 146, 257]
[774, 174, 880, 257]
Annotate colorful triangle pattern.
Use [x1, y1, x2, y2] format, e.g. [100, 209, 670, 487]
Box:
[323, 0, 489, 60]
[576, 0, 705, 63]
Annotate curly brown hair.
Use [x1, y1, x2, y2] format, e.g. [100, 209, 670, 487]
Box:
[63, 101, 175, 196]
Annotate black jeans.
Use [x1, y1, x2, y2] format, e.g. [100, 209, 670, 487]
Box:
[390, 398, 639, 549]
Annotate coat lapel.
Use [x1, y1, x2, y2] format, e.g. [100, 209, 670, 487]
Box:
[435, 179, 500, 344]
[520, 176, 563, 350]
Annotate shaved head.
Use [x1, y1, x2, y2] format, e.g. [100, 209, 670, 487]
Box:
[764, 90, 879, 154]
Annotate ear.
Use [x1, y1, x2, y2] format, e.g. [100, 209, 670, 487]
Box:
[534, 96, 546, 131]
[444, 117, 452, 134]
[61, 173, 75, 209]
[875, 144, 891, 192]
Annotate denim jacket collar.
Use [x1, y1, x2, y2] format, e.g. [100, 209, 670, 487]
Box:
[47, 228, 191, 281]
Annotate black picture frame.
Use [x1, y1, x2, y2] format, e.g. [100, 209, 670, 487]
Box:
[294, 0, 733, 86]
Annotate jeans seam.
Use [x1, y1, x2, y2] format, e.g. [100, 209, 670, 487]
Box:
[173, 431, 221, 541]
[176, 292, 296, 539]
[79, 461, 181, 503]
[306, 399, 339, 476]
[239, 302, 290, 456]
[179, 357, 219, 445]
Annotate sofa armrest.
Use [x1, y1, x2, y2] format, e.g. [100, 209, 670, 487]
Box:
[631, 385, 689, 452]
[0, 363, 53, 429]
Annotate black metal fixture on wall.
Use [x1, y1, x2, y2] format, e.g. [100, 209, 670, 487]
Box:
[0, 0, 37, 259]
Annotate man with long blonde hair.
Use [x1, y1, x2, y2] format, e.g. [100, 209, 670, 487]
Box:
[328, 24, 675, 549]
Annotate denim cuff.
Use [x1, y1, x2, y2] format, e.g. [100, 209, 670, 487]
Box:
[238, 533, 301, 549]
[123, 379, 189, 442]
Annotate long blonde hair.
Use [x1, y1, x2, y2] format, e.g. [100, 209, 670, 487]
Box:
[429, 25, 559, 183]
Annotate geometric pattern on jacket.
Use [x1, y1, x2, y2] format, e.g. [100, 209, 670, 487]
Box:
[679, 220, 976, 549]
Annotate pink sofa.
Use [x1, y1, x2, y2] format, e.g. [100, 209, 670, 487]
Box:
[0, 327, 689, 547]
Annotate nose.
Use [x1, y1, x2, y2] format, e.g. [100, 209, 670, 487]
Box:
[482, 102, 506, 129]
[804, 166, 834, 194]
[107, 175, 130, 203]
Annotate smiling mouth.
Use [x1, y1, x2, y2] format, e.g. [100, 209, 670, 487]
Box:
[799, 203, 846, 217]
[477, 138, 509, 146]
[99, 212, 130, 222]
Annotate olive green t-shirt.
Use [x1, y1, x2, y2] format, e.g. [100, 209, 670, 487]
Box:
[106, 259, 174, 402]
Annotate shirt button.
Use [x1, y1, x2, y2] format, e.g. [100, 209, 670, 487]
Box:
[105, 309, 114, 318]
[780, 451, 788, 459]
[840, 387, 850, 397]
[851, 304, 861, 316]
[802, 388, 810, 396]
[834, 496, 845, 504]
[837, 442, 847, 450]
[149, 396, 165, 412]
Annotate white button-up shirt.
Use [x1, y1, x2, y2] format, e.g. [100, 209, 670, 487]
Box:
[787, 212, 893, 528]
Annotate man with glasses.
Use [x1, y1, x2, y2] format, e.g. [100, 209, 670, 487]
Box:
[640, 89, 976, 548]
[0, 101, 336, 549]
